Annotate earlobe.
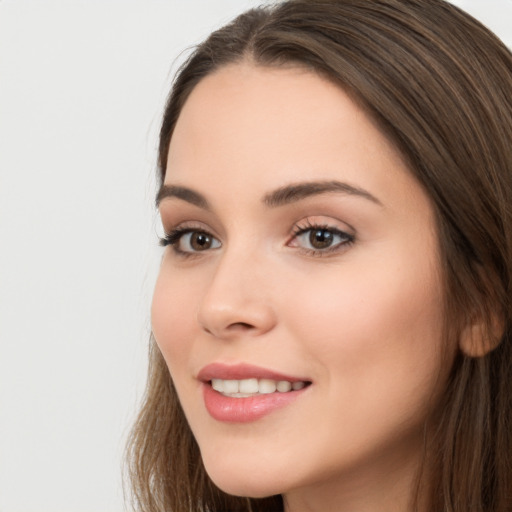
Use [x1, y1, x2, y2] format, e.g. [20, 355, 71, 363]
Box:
[458, 313, 505, 358]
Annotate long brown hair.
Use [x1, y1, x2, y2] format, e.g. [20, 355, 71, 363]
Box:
[126, 1, 512, 510]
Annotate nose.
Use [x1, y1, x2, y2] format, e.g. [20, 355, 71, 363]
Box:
[196, 250, 277, 340]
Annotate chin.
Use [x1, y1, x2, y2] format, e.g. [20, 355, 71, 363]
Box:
[202, 455, 289, 498]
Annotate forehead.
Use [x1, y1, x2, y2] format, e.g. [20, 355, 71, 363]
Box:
[165, 63, 422, 213]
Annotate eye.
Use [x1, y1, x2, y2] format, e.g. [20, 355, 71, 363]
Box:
[289, 223, 354, 254]
[160, 228, 221, 255]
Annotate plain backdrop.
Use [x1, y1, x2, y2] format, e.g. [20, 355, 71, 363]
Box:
[0, 1, 511, 511]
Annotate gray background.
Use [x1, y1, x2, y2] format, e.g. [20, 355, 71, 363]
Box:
[1, 1, 511, 511]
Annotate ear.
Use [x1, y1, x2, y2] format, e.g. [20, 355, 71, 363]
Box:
[459, 311, 504, 358]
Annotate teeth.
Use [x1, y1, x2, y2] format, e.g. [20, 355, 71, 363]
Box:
[223, 379, 239, 394]
[210, 378, 308, 396]
[239, 378, 258, 393]
[259, 379, 277, 394]
[211, 379, 224, 392]
[277, 380, 292, 392]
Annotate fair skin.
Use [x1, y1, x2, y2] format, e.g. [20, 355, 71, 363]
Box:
[152, 63, 450, 512]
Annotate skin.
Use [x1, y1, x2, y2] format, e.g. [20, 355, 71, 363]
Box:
[152, 63, 452, 512]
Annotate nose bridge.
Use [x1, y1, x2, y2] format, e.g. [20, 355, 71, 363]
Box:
[196, 241, 276, 338]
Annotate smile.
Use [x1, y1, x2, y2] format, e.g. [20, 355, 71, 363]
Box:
[211, 378, 307, 397]
[198, 363, 312, 422]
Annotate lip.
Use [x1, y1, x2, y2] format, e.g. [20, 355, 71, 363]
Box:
[197, 362, 308, 382]
[198, 363, 311, 423]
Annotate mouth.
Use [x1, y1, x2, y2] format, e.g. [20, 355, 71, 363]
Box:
[198, 363, 312, 422]
[210, 377, 310, 397]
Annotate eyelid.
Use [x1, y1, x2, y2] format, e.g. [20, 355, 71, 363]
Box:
[290, 216, 354, 238]
[159, 217, 355, 257]
[287, 218, 355, 256]
[160, 220, 216, 241]
[159, 222, 222, 257]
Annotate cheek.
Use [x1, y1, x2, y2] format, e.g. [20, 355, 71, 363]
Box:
[151, 267, 198, 371]
[282, 246, 446, 413]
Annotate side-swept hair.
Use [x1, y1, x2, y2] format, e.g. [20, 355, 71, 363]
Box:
[127, 1, 512, 510]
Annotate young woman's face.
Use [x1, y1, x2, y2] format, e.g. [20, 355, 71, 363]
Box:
[153, 64, 450, 509]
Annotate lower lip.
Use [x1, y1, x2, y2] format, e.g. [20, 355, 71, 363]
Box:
[202, 383, 307, 423]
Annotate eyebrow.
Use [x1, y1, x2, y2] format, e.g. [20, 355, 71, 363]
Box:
[263, 180, 382, 207]
[156, 180, 382, 209]
[156, 185, 210, 209]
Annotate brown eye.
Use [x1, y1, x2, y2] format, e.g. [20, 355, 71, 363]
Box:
[189, 232, 213, 251]
[309, 229, 334, 249]
[291, 225, 354, 254]
[172, 230, 221, 254]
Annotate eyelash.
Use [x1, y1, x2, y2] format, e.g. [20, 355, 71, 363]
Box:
[159, 221, 355, 258]
[159, 225, 217, 257]
[290, 220, 355, 256]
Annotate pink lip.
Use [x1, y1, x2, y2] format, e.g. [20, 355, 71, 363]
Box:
[198, 363, 311, 423]
[197, 362, 308, 382]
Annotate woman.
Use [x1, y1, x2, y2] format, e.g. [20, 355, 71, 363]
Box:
[126, 1, 512, 511]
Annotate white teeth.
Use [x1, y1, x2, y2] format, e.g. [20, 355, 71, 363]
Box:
[210, 378, 308, 396]
[239, 378, 259, 393]
[277, 380, 292, 392]
[223, 380, 239, 394]
[259, 379, 277, 394]
[211, 378, 224, 392]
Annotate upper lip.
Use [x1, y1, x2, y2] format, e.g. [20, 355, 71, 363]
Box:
[197, 362, 309, 383]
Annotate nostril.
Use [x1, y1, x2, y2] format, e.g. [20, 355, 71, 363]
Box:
[229, 322, 255, 330]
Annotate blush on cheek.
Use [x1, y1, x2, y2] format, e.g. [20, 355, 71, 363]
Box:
[152, 278, 187, 352]
[283, 248, 444, 379]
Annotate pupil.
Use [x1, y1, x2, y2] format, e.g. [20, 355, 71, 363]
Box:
[191, 232, 211, 250]
[310, 229, 333, 249]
